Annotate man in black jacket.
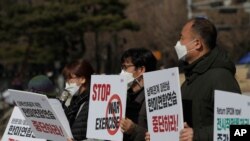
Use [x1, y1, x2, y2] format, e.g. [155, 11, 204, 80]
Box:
[120, 48, 157, 141]
[176, 18, 241, 141]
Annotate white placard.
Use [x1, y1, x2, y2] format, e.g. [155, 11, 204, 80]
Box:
[8, 89, 72, 141]
[214, 90, 250, 141]
[144, 67, 184, 141]
[86, 75, 127, 141]
[1, 106, 46, 141]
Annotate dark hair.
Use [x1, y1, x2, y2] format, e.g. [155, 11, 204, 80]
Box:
[189, 17, 217, 49]
[62, 60, 95, 85]
[28, 75, 56, 98]
[121, 48, 157, 72]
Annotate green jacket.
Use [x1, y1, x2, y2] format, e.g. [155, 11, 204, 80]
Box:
[181, 47, 241, 141]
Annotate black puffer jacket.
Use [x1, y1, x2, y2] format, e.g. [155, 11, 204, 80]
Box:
[64, 91, 90, 141]
[181, 47, 241, 141]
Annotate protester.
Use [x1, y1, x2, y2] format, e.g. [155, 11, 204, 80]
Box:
[27, 74, 57, 98]
[59, 59, 95, 141]
[28, 75, 59, 141]
[145, 17, 241, 141]
[178, 17, 241, 141]
[120, 48, 157, 141]
[0, 75, 55, 137]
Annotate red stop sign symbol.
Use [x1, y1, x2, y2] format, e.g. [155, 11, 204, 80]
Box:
[105, 94, 123, 135]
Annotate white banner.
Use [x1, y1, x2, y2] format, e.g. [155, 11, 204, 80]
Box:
[144, 67, 184, 141]
[8, 89, 72, 141]
[86, 75, 127, 141]
[214, 90, 250, 141]
[1, 106, 46, 141]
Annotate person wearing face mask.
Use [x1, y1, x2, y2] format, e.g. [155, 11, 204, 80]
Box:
[60, 59, 95, 141]
[174, 18, 241, 141]
[145, 17, 241, 141]
[119, 48, 157, 141]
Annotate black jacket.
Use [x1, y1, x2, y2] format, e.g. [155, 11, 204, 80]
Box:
[181, 47, 241, 141]
[64, 91, 90, 141]
[123, 88, 147, 141]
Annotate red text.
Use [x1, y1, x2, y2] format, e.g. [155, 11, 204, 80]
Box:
[92, 84, 110, 101]
[32, 120, 64, 137]
[152, 114, 178, 133]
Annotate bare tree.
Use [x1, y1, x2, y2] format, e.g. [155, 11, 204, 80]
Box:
[120, 0, 187, 68]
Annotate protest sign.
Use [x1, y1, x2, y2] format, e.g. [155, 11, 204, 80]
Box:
[86, 75, 127, 141]
[144, 67, 184, 141]
[214, 90, 250, 141]
[8, 89, 72, 141]
[1, 106, 46, 141]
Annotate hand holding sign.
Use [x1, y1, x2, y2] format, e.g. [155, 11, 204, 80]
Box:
[120, 118, 136, 134]
[145, 132, 151, 141]
[144, 68, 184, 141]
[179, 122, 193, 141]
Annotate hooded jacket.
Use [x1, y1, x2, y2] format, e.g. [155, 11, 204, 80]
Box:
[181, 47, 241, 141]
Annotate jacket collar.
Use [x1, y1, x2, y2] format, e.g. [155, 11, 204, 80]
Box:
[128, 87, 145, 104]
[183, 47, 219, 83]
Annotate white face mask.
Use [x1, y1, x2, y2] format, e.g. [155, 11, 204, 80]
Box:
[174, 39, 196, 60]
[65, 82, 80, 96]
[120, 70, 134, 88]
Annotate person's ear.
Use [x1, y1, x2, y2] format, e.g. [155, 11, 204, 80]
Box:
[139, 66, 146, 74]
[79, 78, 86, 84]
[195, 39, 202, 50]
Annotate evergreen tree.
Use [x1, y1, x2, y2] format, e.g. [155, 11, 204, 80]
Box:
[0, 0, 138, 74]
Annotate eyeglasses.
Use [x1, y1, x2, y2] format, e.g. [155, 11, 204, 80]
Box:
[121, 64, 135, 70]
